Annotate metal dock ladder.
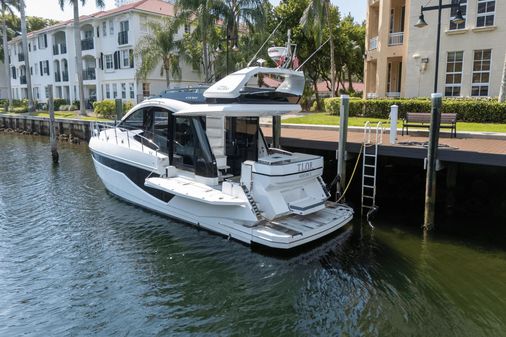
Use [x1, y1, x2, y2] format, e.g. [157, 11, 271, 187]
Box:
[361, 122, 383, 214]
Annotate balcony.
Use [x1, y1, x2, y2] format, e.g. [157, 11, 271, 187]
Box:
[369, 36, 378, 50]
[81, 38, 94, 51]
[83, 68, 96, 80]
[18, 53, 25, 62]
[55, 72, 61, 82]
[53, 44, 67, 55]
[369, 0, 379, 5]
[20, 75, 27, 85]
[388, 32, 404, 46]
[118, 31, 129, 45]
[62, 71, 69, 82]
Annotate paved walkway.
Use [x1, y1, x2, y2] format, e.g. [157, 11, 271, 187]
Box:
[261, 125, 506, 167]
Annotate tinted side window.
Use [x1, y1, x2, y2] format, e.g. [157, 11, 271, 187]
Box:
[119, 109, 144, 130]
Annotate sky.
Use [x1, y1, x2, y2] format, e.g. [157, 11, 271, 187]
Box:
[24, 0, 365, 23]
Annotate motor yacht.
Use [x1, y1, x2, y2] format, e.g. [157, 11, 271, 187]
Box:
[89, 67, 353, 249]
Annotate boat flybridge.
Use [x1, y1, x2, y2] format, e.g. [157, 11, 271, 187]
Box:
[89, 67, 353, 250]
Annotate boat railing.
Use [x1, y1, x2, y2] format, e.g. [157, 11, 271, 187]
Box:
[92, 121, 160, 157]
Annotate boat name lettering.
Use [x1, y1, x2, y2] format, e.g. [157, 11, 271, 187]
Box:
[297, 162, 313, 172]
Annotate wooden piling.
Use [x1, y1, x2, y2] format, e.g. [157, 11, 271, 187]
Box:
[337, 95, 349, 199]
[48, 85, 59, 164]
[424, 93, 442, 230]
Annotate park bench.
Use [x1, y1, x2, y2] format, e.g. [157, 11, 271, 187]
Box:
[402, 112, 457, 138]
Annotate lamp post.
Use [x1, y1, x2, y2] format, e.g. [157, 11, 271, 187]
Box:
[415, 1, 464, 230]
[415, 0, 465, 93]
[216, 34, 239, 76]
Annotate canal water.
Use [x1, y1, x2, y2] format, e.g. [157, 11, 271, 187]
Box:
[1, 133, 506, 337]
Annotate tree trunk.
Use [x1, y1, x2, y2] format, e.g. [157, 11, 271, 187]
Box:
[499, 52, 506, 103]
[73, 1, 86, 116]
[165, 65, 171, 88]
[19, 0, 34, 112]
[313, 80, 321, 111]
[327, 1, 336, 98]
[1, 5, 12, 108]
[201, 2, 210, 82]
[348, 69, 354, 93]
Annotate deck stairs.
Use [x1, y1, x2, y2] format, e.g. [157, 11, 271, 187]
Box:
[206, 116, 232, 181]
[361, 122, 383, 213]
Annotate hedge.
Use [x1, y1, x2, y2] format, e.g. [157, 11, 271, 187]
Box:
[323, 97, 506, 123]
[93, 100, 135, 119]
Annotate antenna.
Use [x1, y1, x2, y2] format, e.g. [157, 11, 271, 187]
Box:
[247, 21, 282, 67]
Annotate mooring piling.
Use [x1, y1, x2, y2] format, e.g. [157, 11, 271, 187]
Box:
[424, 93, 442, 230]
[389, 105, 398, 145]
[337, 95, 350, 199]
[48, 85, 59, 164]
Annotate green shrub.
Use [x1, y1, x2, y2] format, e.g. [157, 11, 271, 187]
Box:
[10, 106, 28, 113]
[123, 101, 134, 113]
[72, 100, 80, 110]
[93, 100, 116, 118]
[53, 98, 68, 111]
[323, 97, 506, 123]
[0, 99, 8, 112]
[59, 104, 78, 111]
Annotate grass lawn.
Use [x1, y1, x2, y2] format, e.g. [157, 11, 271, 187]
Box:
[283, 113, 506, 133]
[30, 111, 112, 122]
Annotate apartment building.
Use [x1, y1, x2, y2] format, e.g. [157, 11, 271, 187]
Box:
[8, 0, 201, 106]
[0, 62, 7, 99]
[364, 0, 506, 98]
[115, 0, 173, 6]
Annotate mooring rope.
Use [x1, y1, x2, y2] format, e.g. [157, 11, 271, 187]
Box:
[336, 143, 364, 203]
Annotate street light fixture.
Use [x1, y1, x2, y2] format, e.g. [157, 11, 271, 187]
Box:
[216, 34, 239, 76]
[415, 0, 463, 93]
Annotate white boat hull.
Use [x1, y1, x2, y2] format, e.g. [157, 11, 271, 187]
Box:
[91, 153, 353, 250]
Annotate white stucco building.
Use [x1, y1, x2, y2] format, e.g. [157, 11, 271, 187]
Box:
[364, 0, 506, 98]
[0, 62, 8, 99]
[8, 0, 202, 106]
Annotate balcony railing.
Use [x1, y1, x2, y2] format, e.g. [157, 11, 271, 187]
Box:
[55, 72, 61, 82]
[62, 71, 69, 82]
[369, 36, 378, 50]
[388, 32, 404, 46]
[386, 91, 401, 98]
[118, 31, 129, 45]
[20, 75, 27, 85]
[18, 53, 25, 62]
[83, 68, 96, 80]
[367, 92, 378, 99]
[81, 38, 94, 51]
[53, 43, 67, 55]
[369, 0, 379, 5]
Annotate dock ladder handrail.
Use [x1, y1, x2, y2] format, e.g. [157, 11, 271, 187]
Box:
[361, 121, 383, 214]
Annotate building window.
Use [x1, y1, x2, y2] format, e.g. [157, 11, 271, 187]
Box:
[121, 83, 126, 99]
[450, 0, 466, 30]
[472, 49, 491, 97]
[106, 84, 111, 99]
[142, 83, 150, 97]
[37, 34, 47, 49]
[445, 51, 463, 97]
[113, 83, 118, 98]
[477, 0, 495, 27]
[129, 83, 135, 99]
[102, 21, 107, 36]
[120, 20, 129, 32]
[109, 20, 114, 35]
[121, 50, 130, 67]
[105, 54, 113, 70]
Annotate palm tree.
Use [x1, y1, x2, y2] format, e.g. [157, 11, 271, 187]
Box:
[18, 0, 34, 111]
[135, 18, 182, 88]
[58, 0, 104, 116]
[1, 0, 16, 108]
[300, 0, 336, 97]
[176, 0, 217, 83]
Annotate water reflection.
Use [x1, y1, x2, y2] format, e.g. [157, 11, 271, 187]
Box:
[1, 133, 506, 337]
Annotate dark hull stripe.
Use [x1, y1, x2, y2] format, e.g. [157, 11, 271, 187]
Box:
[91, 152, 175, 203]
